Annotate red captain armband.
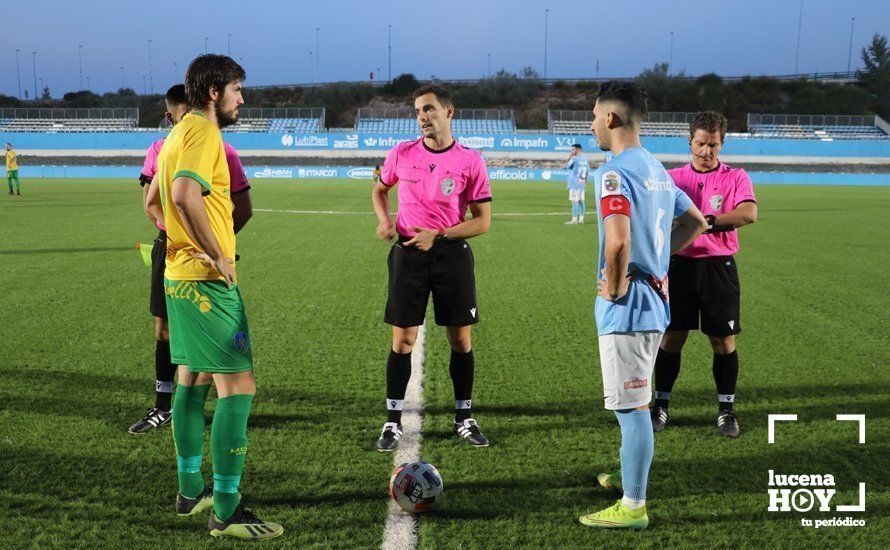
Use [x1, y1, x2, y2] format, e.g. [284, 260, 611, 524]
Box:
[600, 195, 631, 219]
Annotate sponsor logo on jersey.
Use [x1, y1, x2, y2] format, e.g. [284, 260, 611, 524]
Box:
[441, 178, 455, 196]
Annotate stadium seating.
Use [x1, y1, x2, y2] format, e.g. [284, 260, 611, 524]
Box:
[549, 111, 692, 137]
[748, 123, 888, 140]
[0, 117, 137, 132]
[356, 108, 516, 134]
[224, 117, 323, 133]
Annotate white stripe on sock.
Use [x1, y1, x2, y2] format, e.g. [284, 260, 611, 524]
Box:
[382, 322, 425, 550]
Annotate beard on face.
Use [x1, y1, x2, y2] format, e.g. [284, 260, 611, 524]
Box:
[215, 99, 239, 128]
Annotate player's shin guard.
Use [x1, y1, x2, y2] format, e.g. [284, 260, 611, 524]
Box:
[211, 393, 254, 523]
[173, 383, 211, 499]
[615, 410, 654, 504]
[155, 340, 176, 411]
[713, 351, 738, 411]
[653, 350, 681, 408]
[386, 350, 412, 423]
[449, 350, 474, 422]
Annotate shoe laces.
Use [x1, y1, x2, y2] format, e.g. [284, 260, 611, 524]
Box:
[382, 422, 401, 435]
[239, 507, 262, 524]
[141, 408, 161, 421]
[462, 418, 481, 433]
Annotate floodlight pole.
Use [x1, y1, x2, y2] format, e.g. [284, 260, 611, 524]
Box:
[174, 62, 178, 82]
[78, 45, 83, 90]
[543, 9, 549, 80]
[487, 53, 491, 77]
[31, 51, 37, 101]
[85, 76, 90, 91]
[120, 66, 125, 89]
[669, 32, 674, 76]
[310, 51, 314, 84]
[316, 27, 320, 70]
[794, 0, 803, 74]
[15, 49, 22, 99]
[388, 25, 392, 82]
[148, 40, 154, 94]
[227, 33, 231, 56]
[205, 37, 208, 54]
[847, 17, 855, 72]
[142, 75, 146, 95]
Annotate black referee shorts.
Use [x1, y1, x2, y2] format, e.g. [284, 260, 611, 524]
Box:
[667, 255, 741, 337]
[385, 237, 479, 328]
[149, 231, 168, 319]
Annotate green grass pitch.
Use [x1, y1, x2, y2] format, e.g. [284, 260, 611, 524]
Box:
[1, 178, 888, 548]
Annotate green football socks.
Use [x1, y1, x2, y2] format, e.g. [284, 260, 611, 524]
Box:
[211, 393, 254, 522]
[172, 383, 211, 499]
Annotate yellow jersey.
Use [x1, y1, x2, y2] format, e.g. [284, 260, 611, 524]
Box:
[6, 150, 17, 170]
[157, 111, 235, 281]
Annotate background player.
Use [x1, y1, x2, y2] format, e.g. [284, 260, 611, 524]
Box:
[564, 144, 589, 224]
[129, 85, 253, 434]
[579, 81, 708, 530]
[651, 111, 758, 438]
[6, 143, 21, 195]
[146, 55, 281, 540]
[372, 165, 381, 184]
[371, 84, 492, 451]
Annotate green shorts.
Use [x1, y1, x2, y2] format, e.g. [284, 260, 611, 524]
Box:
[164, 278, 253, 373]
[7, 169, 18, 179]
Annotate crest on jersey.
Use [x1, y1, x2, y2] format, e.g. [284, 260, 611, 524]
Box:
[233, 332, 250, 354]
[709, 194, 724, 211]
[441, 178, 455, 196]
[601, 171, 621, 196]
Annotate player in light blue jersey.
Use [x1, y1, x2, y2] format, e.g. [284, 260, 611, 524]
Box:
[578, 81, 708, 530]
[564, 144, 589, 224]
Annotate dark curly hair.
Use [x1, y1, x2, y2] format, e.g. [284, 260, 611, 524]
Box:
[597, 81, 648, 124]
[689, 111, 728, 140]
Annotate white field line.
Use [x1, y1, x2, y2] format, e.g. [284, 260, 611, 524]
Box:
[381, 322, 426, 550]
[254, 208, 566, 217]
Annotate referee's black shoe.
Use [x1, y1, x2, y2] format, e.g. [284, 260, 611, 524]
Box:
[454, 418, 489, 447]
[651, 406, 669, 432]
[128, 407, 172, 434]
[717, 411, 740, 438]
[376, 422, 402, 452]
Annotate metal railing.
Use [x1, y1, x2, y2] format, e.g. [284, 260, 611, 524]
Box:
[0, 107, 138, 120]
[548, 110, 697, 130]
[748, 114, 876, 127]
[356, 107, 514, 126]
[234, 107, 324, 124]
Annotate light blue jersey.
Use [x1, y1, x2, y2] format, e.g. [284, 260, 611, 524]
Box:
[594, 147, 693, 336]
[566, 154, 589, 192]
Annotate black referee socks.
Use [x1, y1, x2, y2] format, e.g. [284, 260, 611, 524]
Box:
[713, 350, 739, 412]
[155, 340, 175, 412]
[386, 350, 412, 423]
[653, 349, 681, 409]
[449, 350, 475, 422]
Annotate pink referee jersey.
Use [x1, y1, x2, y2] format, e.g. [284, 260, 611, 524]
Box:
[140, 138, 250, 193]
[381, 138, 492, 238]
[668, 162, 756, 258]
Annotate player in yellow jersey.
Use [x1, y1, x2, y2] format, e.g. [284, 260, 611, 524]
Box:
[146, 54, 282, 541]
[6, 143, 21, 195]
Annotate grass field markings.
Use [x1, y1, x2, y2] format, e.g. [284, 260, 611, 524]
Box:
[255, 208, 567, 217]
[382, 322, 426, 550]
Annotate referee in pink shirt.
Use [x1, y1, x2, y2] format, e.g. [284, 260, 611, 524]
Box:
[651, 111, 757, 438]
[371, 85, 492, 451]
